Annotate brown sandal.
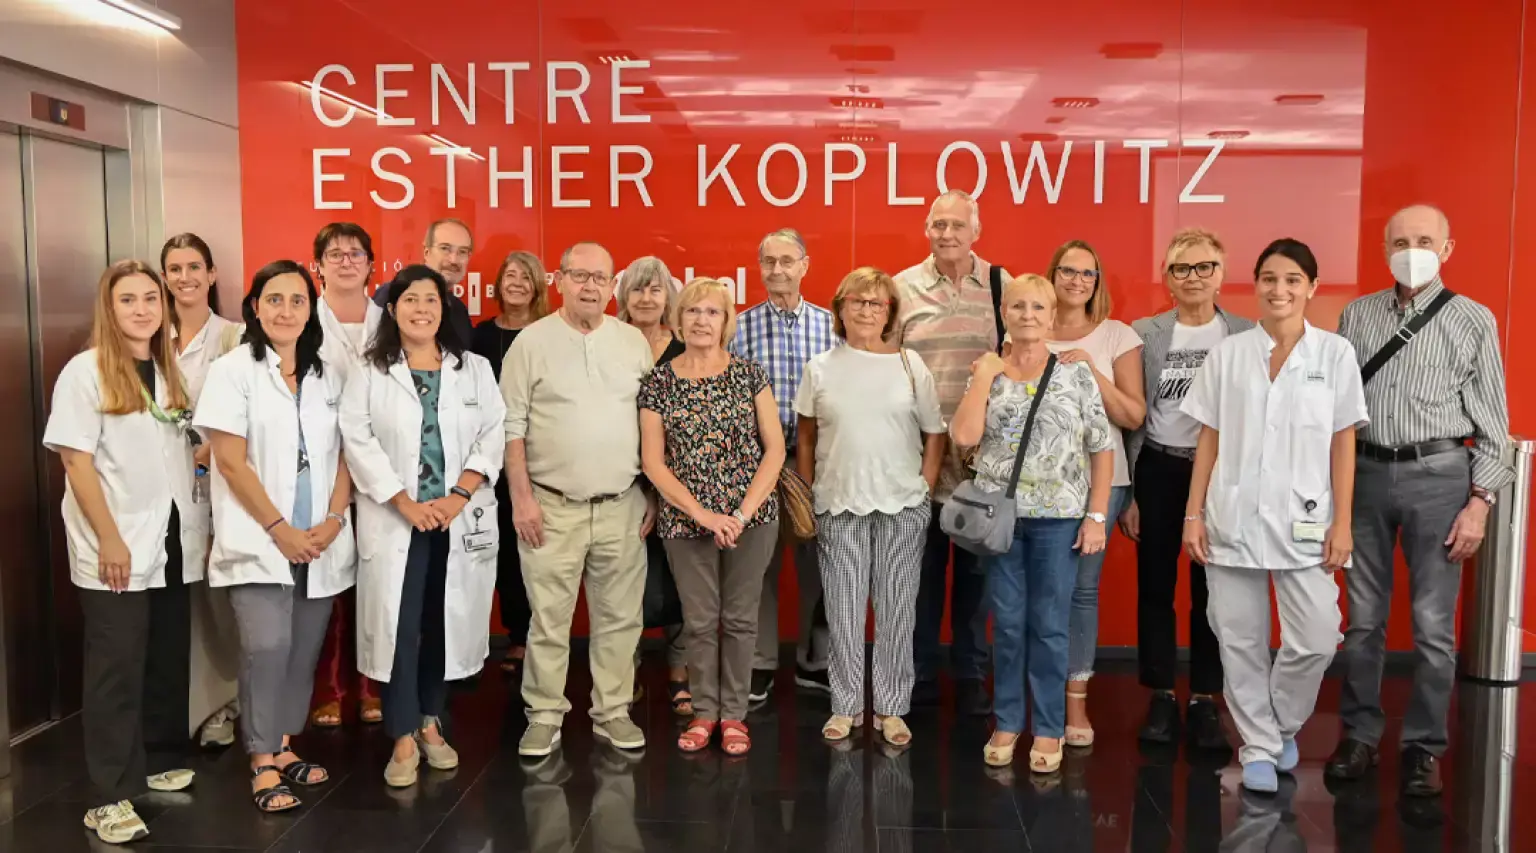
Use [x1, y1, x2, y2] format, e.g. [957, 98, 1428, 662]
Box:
[309, 701, 341, 728]
[720, 720, 751, 756]
[359, 697, 383, 724]
[678, 719, 716, 753]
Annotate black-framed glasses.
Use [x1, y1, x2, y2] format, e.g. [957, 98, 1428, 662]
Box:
[561, 268, 612, 286]
[1056, 266, 1100, 283]
[1168, 261, 1220, 280]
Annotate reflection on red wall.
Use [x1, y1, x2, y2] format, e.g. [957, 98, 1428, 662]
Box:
[234, 0, 1536, 653]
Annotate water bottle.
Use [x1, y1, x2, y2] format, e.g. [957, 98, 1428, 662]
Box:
[194, 465, 209, 503]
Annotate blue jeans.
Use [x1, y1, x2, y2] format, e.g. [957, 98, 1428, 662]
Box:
[986, 517, 1080, 737]
[1066, 486, 1132, 681]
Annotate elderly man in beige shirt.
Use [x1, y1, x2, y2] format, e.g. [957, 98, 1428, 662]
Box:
[501, 241, 657, 757]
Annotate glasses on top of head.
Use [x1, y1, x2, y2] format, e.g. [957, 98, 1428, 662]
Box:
[1168, 261, 1221, 281]
[562, 268, 611, 286]
[1056, 266, 1100, 283]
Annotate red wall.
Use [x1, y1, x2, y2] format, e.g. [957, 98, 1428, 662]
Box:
[234, 0, 1536, 652]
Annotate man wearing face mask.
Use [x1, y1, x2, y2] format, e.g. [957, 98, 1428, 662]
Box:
[728, 228, 837, 703]
[1328, 204, 1512, 797]
[374, 218, 475, 342]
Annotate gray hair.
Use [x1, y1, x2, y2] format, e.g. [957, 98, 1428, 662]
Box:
[927, 189, 981, 233]
[558, 241, 613, 272]
[758, 227, 808, 260]
[616, 255, 677, 324]
[424, 217, 474, 250]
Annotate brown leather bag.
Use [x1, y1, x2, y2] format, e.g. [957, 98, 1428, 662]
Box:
[776, 467, 817, 543]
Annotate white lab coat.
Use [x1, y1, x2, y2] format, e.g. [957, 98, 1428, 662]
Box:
[340, 349, 506, 682]
[193, 344, 357, 597]
[1182, 322, 1370, 570]
[316, 293, 384, 378]
[42, 350, 191, 591]
[168, 312, 238, 581]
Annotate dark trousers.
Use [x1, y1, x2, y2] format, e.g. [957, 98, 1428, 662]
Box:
[495, 478, 531, 644]
[1133, 447, 1223, 695]
[383, 529, 450, 740]
[913, 502, 989, 683]
[81, 506, 186, 803]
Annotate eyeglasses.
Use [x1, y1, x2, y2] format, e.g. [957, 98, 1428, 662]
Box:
[561, 268, 612, 286]
[323, 250, 369, 265]
[430, 243, 472, 260]
[1056, 266, 1100, 283]
[760, 256, 804, 270]
[846, 298, 889, 313]
[1168, 261, 1221, 280]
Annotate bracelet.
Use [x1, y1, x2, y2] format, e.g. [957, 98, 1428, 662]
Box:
[1183, 514, 1202, 522]
[263, 517, 284, 533]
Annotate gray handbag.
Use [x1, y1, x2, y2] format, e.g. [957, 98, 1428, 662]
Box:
[940, 354, 1057, 556]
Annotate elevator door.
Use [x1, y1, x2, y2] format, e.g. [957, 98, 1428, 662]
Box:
[0, 130, 109, 736]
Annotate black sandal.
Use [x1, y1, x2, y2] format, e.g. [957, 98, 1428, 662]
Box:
[276, 746, 329, 786]
[251, 765, 300, 813]
[668, 680, 694, 717]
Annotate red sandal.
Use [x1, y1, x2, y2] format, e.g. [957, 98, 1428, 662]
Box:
[720, 720, 751, 756]
[677, 719, 716, 753]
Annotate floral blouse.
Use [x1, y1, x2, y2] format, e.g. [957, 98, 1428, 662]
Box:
[971, 360, 1114, 519]
[639, 356, 780, 539]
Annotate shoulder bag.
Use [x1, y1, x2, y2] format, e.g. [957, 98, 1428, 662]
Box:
[939, 354, 1058, 556]
[989, 264, 1005, 355]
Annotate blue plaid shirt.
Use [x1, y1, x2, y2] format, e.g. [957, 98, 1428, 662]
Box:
[728, 297, 837, 447]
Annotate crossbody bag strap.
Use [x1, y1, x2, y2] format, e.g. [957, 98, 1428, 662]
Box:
[1004, 354, 1057, 499]
[989, 264, 1005, 355]
[1360, 287, 1455, 384]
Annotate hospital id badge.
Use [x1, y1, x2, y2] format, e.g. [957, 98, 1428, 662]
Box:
[1292, 521, 1327, 543]
[462, 530, 495, 552]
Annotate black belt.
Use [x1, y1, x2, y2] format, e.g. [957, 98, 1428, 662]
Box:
[1357, 438, 1466, 463]
[1144, 438, 1197, 460]
[531, 480, 634, 503]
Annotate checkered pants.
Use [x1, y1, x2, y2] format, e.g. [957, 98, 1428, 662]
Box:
[817, 503, 930, 717]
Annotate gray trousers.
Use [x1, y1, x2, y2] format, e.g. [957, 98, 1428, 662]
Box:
[665, 521, 780, 720]
[229, 568, 335, 755]
[1206, 564, 1341, 766]
[1340, 451, 1470, 756]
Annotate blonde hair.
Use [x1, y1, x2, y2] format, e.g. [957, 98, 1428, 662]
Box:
[617, 256, 677, 324]
[91, 260, 188, 415]
[831, 267, 901, 340]
[492, 251, 550, 320]
[1002, 273, 1058, 314]
[1046, 239, 1110, 323]
[1164, 227, 1226, 269]
[673, 278, 737, 346]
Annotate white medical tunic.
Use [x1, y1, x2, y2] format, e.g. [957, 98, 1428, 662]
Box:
[1181, 322, 1369, 570]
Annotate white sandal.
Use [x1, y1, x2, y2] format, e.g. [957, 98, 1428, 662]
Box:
[821, 713, 864, 741]
[984, 733, 1018, 767]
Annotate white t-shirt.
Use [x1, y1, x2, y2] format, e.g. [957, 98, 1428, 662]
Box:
[340, 322, 368, 355]
[1146, 316, 1227, 448]
[1047, 319, 1143, 487]
[794, 346, 946, 516]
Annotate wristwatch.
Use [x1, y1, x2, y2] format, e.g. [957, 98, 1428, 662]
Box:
[1084, 512, 1107, 524]
[451, 485, 474, 501]
[326, 511, 348, 530]
[1472, 488, 1498, 507]
[732, 510, 748, 524]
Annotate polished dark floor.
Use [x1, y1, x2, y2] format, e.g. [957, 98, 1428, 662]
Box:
[0, 655, 1529, 852]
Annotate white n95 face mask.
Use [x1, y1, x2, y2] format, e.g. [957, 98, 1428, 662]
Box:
[1389, 247, 1442, 288]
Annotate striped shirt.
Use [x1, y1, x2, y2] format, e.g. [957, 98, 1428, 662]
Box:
[895, 253, 1010, 501]
[1336, 278, 1513, 491]
[728, 296, 837, 446]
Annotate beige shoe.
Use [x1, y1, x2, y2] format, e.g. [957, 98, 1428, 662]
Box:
[83, 800, 150, 844]
[147, 768, 195, 792]
[416, 717, 459, 770]
[384, 739, 420, 788]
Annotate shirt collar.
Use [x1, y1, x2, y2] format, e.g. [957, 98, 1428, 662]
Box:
[1394, 277, 1445, 317]
[922, 252, 984, 286]
[768, 296, 807, 322]
[1258, 320, 1317, 360]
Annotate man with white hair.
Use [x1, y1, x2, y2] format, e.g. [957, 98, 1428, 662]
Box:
[374, 217, 474, 342]
[501, 241, 657, 757]
[894, 190, 1011, 715]
[728, 227, 837, 702]
[1328, 204, 1512, 797]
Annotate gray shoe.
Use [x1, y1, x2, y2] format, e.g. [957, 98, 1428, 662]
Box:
[384, 739, 420, 788]
[593, 716, 646, 750]
[518, 722, 563, 757]
[416, 716, 459, 770]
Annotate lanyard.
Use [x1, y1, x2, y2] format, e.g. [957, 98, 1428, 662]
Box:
[139, 382, 199, 446]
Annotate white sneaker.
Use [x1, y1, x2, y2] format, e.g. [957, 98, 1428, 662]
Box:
[146, 769, 195, 792]
[199, 700, 238, 747]
[83, 800, 150, 844]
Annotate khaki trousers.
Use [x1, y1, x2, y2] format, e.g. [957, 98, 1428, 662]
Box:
[519, 485, 647, 725]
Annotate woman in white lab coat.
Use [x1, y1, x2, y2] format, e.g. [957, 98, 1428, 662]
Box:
[194, 260, 356, 814]
[43, 259, 198, 844]
[162, 232, 241, 748]
[340, 265, 505, 788]
[1181, 238, 1367, 794]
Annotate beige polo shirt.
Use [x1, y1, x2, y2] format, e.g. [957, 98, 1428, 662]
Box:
[501, 312, 654, 499]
